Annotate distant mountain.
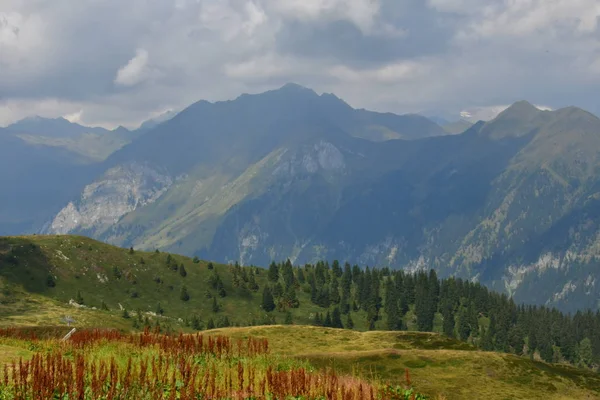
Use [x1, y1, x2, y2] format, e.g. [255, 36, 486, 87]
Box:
[7, 116, 111, 138]
[0, 128, 101, 235]
[442, 119, 473, 134]
[6, 116, 134, 162]
[136, 110, 177, 133]
[36, 85, 600, 312]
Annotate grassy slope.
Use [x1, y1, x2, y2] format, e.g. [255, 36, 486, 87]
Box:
[1, 235, 599, 398]
[208, 325, 600, 400]
[0, 235, 377, 331]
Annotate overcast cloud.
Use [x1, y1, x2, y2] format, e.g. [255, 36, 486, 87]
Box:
[0, 0, 599, 128]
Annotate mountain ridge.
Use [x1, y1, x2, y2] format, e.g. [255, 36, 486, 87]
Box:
[9, 83, 599, 312]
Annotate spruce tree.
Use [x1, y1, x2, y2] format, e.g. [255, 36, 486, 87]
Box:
[330, 277, 341, 304]
[268, 261, 279, 282]
[385, 278, 401, 331]
[324, 311, 332, 328]
[441, 301, 455, 338]
[332, 307, 344, 329]
[191, 315, 203, 330]
[262, 286, 276, 312]
[273, 282, 284, 298]
[180, 285, 190, 301]
[346, 314, 354, 330]
[314, 312, 323, 326]
[179, 264, 187, 277]
[207, 318, 215, 329]
[75, 290, 84, 305]
[212, 297, 220, 313]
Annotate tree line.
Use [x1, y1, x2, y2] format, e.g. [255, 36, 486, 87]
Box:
[261, 260, 600, 368]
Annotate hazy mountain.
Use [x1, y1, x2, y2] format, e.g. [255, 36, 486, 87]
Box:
[6, 116, 134, 162]
[39, 85, 600, 312]
[442, 119, 473, 134]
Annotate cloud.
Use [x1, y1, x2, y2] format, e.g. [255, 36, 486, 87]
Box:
[1, 0, 599, 128]
[114, 49, 150, 87]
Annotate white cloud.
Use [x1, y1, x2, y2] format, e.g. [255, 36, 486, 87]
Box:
[63, 109, 83, 124]
[114, 49, 150, 87]
[1, 0, 600, 128]
[270, 0, 381, 33]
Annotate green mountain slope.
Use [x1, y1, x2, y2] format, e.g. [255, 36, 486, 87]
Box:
[41, 84, 600, 312]
[2, 235, 600, 399]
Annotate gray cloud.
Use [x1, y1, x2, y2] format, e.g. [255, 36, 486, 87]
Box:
[0, 0, 599, 128]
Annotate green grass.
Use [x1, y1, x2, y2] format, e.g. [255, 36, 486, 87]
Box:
[2, 235, 600, 399]
[207, 325, 600, 400]
[0, 235, 378, 331]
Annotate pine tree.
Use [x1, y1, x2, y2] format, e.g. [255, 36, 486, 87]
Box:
[268, 261, 279, 282]
[248, 273, 259, 291]
[180, 285, 190, 301]
[207, 262, 214, 270]
[282, 259, 295, 289]
[332, 307, 344, 329]
[46, 274, 56, 287]
[261, 286, 275, 312]
[481, 326, 494, 351]
[191, 315, 203, 330]
[384, 278, 402, 331]
[441, 301, 455, 338]
[283, 286, 300, 308]
[578, 337, 593, 367]
[273, 282, 284, 298]
[346, 314, 354, 330]
[75, 290, 84, 305]
[330, 277, 341, 304]
[179, 264, 187, 277]
[324, 311, 332, 328]
[212, 297, 220, 313]
[314, 312, 323, 326]
[332, 260, 342, 278]
[156, 303, 164, 315]
[207, 318, 215, 330]
[296, 268, 306, 284]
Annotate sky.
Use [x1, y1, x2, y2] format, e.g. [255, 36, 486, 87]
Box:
[1, 0, 599, 129]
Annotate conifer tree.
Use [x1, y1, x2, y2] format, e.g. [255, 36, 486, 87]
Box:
[212, 297, 220, 313]
[385, 278, 402, 331]
[332, 307, 344, 329]
[180, 285, 190, 301]
[268, 261, 279, 282]
[314, 312, 323, 326]
[330, 277, 341, 304]
[324, 311, 332, 327]
[179, 264, 187, 277]
[261, 286, 275, 312]
[346, 314, 354, 330]
[207, 318, 215, 329]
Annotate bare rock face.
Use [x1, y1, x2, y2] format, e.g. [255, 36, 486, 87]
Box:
[47, 163, 172, 235]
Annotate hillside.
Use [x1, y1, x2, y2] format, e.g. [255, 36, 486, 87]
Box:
[208, 325, 600, 400]
[10, 83, 600, 312]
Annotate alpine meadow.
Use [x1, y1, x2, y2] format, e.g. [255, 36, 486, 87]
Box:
[3, 0, 600, 398]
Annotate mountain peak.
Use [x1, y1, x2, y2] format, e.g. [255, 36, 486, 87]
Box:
[279, 82, 310, 91]
[497, 100, 542, 120]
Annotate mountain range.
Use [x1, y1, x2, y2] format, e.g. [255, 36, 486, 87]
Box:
[4, 83, 600, 312]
